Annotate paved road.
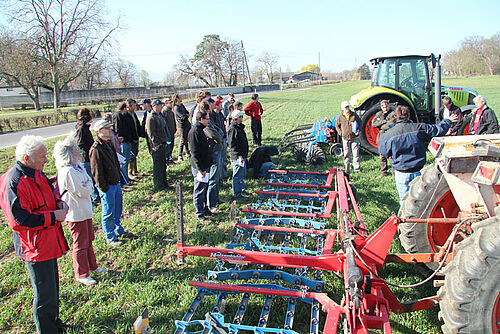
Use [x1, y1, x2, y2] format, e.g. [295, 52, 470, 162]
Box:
[0, 87, 315, 149]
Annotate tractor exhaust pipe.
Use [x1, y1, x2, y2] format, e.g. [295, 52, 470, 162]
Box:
[435, 54, 442, 120]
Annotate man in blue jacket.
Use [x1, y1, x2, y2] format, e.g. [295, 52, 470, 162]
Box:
[379, 105, 458, 200]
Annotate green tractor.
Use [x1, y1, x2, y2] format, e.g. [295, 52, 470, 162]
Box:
[349, 54, 479, 154]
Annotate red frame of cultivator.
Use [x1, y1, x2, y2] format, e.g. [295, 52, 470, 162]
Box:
[175, 168, 460, 333]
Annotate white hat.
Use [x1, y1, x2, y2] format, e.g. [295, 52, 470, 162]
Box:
[92, 119, 112, 132]
[231, 110, 245, 119]
[341, 101, 350, 109]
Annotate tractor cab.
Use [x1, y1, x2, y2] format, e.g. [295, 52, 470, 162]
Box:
[371, 54, 433, 112]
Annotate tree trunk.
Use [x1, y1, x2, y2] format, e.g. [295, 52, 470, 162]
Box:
[53, 86, 60, 109]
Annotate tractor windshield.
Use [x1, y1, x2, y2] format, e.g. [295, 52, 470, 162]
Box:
[373, 59, 396, 89]
[398, 58, 428, 110]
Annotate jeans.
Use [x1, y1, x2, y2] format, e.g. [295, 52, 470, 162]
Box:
[67, 219, 97, 279]
[394, 170, 421, 200]
[251, 119, 262, 146]
[342, 138, 360, 173]
[166, 138, 174, 162]
[258, 161, 276, 177]
[231, 159, 246, 198]
[120, 142, 133, 182]
[97, 183, 124, 242]
[25, 258, 60, 334]
[82, 161, 99, 203]
[207, 150, 222, 209]
[192, 168, 209, 219]
[151, 144, 167, 191]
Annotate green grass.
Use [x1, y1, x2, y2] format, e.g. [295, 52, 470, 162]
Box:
[0, 77, 499, 333]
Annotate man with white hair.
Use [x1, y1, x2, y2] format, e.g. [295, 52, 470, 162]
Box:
[335, 101, 362, 174]
[466, 95, 499, 135]
[0, 135, 75, 333]
[90, 120, 131, 246]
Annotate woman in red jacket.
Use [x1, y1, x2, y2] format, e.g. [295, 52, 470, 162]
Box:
[244, 93, 264, 146]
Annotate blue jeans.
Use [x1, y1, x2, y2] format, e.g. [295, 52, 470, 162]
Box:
[394, 170, 421, 200]
[82, 161, 99, 203]
[120, 142, 133, 182]
[97, 184, 125, 242]
[207, 150, 222, 209]
[192, 168, 209, 219]
[231, 159, 246, 198]
[258, 161, 276, 177]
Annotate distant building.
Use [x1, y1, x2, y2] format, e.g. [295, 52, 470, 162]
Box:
[290, 71, 321, 83]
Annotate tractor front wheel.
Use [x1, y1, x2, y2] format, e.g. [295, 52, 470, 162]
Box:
[438, 213, 500, 333]
[399, 163, 460, 271]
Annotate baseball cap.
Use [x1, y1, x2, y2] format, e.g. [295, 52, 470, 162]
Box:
[139, 98, 151, 105]
[341, 101, 350, 109]
[214, 100, 223, 106]
[154, 99, 164, 105]
[231, 110, 245, 119]
[93, 120, 112, 131]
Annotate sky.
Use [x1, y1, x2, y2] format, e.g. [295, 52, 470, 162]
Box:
[4, 0, 500, 82]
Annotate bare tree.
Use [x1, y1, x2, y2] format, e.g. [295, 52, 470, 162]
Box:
[256, 51, 279, 83]
[137, 69, 151, 87]
[175, 35, 244, 87]
[0, 30, 47, 110]
[8, 0, 119, 108]
[111, 58, 137, 87]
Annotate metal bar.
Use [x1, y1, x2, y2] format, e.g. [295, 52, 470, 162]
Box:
[174, 290, 206, 334]
[234, 223, 329, 235]
[176, 180, 185, 265]
[385, 252, 454, 264]
[402, 218, 458, 223]
[258, 295, 274, 327]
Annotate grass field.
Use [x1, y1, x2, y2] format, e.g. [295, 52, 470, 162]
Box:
[0, 77, 499, 333]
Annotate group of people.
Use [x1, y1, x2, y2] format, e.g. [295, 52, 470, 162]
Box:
[336, 94, 498, 202]
[0, 91, 273, 333]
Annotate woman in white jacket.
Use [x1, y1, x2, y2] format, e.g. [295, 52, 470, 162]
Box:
[53, 136, 107, 286]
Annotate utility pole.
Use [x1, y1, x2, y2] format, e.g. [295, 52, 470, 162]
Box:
[318, 52, 321, 82]
[241, 40, 252, 84]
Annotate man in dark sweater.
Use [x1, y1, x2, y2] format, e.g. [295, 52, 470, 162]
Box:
[248, 145, 278, 179]
[379, 106, 457, 200]
[114, 101, 138, 183]
[188, 110, 213, 220]
[145, 100, 168, 192]
[227, 109, 249, 199]
[90, 120, 128, 246]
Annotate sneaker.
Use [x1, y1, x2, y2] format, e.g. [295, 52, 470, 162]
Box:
[120, 231, 136, 239]
[93, 267, 108, 274]
[208, 208, 220, 214]
[76, 276, 97, 286]
[109, 240, 123, 247]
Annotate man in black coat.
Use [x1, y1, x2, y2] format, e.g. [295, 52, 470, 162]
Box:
[188, 110, 212, 220]
[466, 95, 499, 135]
[227, 109, 249, 199]
[437, 96, 463, 135]
[248, 145, 278, 179]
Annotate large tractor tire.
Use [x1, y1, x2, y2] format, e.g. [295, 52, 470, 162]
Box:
[399, 163, 460, 271]
[359, 105, 381, 155]
[438, 214, 500, 333]
[307, 144, 326, 165]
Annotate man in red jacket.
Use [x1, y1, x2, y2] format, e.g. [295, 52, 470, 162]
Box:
[244, 93, 264, 146]
[0, 135, 76, 333]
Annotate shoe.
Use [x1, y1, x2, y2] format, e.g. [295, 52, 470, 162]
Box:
[76, 276, 97, 286]
[208, 208, 220, 214]
[204, 209, 213, 216]
[354, 169, 361, 173]
[57, 321, 82, 333]
[109, 240, 123, 247]
[120, 231, 136, 239]
[196, 217, 210, 223]
[93, 267, 108, 274]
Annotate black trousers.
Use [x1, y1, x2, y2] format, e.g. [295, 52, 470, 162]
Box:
[178, 126, 191, 157]
[251, 119, 262, 146]
[25, 258, 60, 334]
[151, 143, 167, 191]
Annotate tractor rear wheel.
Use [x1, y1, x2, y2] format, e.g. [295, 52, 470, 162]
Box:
[359, 105, 380, 155]
[399, 163, 460, 271]
[438, 214, 500, 333]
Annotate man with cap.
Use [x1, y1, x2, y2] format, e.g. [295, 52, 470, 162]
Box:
[336, 101, 362, 174]
[227, 109, 249, 200]
[188, 110, 213, 221]
[90, 119, 129, 246]
[162, 97, 176, 165]
[145, 100, 169, 192]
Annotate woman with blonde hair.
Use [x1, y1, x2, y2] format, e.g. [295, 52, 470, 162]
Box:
[53, 136, 107, 286]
